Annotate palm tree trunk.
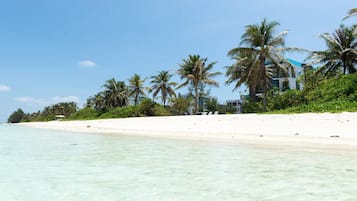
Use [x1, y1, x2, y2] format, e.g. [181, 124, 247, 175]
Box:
[195, 86, 199, 113]
[249, 86, 256, 102]
[260, 50, 267, 112]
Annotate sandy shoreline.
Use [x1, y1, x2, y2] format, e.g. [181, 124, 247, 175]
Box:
[20, 113, 357, 149]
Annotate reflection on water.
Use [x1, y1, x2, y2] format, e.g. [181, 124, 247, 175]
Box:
[1, 124, 357, 201]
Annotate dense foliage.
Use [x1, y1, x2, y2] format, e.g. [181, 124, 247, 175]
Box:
[8, 109, 26, 123]
[242, 73, 357, 113]
[8, 102, 77, 122]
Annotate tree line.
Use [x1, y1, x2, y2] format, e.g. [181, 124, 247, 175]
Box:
[8, 8, 357, 122]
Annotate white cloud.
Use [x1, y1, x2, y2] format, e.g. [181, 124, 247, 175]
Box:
[15, 96, 80, 106]
[0, 85, 11, 92]
[52, 96, 79, 103]
[78, 60, 97, 68]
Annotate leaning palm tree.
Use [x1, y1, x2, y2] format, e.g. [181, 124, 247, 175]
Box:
[177, 55, 221, 113]
[306, 25, 357, 77]
[150, 71, 177, 106]
[128, 74, 146, 105]
[103, 78, 128, 108]
[228, 19, 301, 111]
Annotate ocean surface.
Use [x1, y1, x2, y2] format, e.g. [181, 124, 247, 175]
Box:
[1, 124, 357, 201]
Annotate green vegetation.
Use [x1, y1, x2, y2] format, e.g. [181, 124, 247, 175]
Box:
[150, 71, 177, 106]
[128, 74, 146, 106]
[8, 109, 26, 123]
[227, 19, 303, 111]
[306, 24, 357, 77]
[177, 55, 221, 113]
[8, 102, 77, 123]
[243, 73, 357, 113]
[8, 8, 357, 122]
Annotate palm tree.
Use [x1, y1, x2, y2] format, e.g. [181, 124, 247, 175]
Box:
[128, 74, 146, 105]
[177, 55, 221, 113]
[227, 19, 300, 111]
[150, 71, 177, 106]
[87, 92, 107, 112]
[226, 51, 260, 101]
[102, 78, 128, 108]
[306, 25, 357, 77]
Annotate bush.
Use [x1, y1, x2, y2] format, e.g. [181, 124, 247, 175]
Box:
[153, 105, 172, 116]
[67, 107, 100, 120]
[273, 101, 357, 113]
[305, 74, 357, 103]
[267, 90, 305, 111]
[242, 100, 264, 113]
[263, 74, 357, 113]
[206, 98, 219, 112]
[138, 99, 155, 116]
[170, 96, 192, 115]
[99, 106, 140, 119]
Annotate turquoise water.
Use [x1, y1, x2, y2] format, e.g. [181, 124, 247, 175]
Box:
[1, 124, 357, 201]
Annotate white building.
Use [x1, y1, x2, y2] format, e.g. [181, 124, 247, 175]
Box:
[272, 59, 306, 92]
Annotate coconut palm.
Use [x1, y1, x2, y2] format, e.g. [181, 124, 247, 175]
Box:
[102, 78, 128, 108]
[306, 25, 357, 77]
[128, 74, 146, 105]
[150, 71, 177, 106]
[226, 51, 260, 101]
[227, 19, 301, 111]
[86, 92, 107, 112]
[177, 55, 221, 113]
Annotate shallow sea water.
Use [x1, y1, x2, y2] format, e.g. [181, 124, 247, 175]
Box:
[1, 124, 357, 201]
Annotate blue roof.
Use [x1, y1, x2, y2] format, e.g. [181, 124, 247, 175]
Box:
[287, 58, 303, 67]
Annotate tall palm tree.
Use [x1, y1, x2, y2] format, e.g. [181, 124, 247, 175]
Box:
[177, 55, 221, 113]
[306, 25, 357, 77]
[228, 19, 300, 111]
[150, 71, 177, 106]
[128, 74, 146, 105]
[102, 78, 128, 108]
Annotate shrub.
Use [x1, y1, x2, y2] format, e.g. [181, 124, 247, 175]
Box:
[153, 105, 172, 116]
[138, 98, 155, 116]
[170, 96, 192, 115]
[99, 106, 140, 119]
[67, 107, 100, 120]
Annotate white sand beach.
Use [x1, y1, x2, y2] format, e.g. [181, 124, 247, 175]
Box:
[21, 113, 357, 149]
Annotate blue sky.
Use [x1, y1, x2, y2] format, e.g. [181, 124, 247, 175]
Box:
[0, 0, 356, 121]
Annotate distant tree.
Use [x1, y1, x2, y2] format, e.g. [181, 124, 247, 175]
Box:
[8, 109, 26, 123]
[86, 92, 108, 112]
[150, 71, 177, 106]
[128, 74, 146, 106]
[102, 78, 129, 108]
[177, 55, 221, 113]
[306, 25, 357, 77]
[206, 97, 219, 112]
